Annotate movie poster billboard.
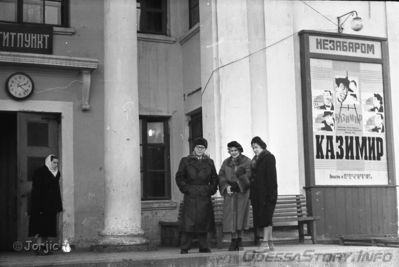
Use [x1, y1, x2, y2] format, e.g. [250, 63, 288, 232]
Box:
[310, 58, 388, 185]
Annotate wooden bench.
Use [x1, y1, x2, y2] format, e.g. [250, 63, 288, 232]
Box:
[159, 194, 318, 247]
[159, 202, 184, 246]
[214, 194, 318, 248]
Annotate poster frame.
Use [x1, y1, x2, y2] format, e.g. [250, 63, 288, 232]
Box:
[299, 30, 396, 188]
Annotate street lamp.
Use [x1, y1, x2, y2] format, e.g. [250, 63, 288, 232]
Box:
[337, 11, 363, 33]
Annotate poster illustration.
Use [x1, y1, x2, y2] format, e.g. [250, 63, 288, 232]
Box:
[310, 59, 387, 185]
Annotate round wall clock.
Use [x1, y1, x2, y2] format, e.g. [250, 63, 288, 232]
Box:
[5, 72, 34, 100]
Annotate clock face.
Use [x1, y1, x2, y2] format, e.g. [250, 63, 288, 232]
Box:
[6, 72, 34, 100]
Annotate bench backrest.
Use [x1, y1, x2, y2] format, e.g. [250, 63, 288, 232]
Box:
[177, 194, 309, 226]
[273, 194, 308, 224]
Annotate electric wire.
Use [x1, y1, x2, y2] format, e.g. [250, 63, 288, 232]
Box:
[200, 0, 338, 96]
[299, 0, 338, 26]
[201, 31, 297, 96]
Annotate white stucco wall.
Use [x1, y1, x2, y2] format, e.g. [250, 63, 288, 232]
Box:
[199, 0, 397, 196]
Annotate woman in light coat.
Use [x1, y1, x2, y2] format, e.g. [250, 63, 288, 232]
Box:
[219, 141, 251, 251]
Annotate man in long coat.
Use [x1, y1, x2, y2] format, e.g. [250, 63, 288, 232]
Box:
[176, 138, 218, 254]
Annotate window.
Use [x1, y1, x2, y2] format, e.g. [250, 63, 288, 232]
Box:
[140, 116, 171, 200]
[136, 0, 167, 35]
[189, 0, 199, 29]
[188, 110, 202, 152]
[0, 0, 69, 27]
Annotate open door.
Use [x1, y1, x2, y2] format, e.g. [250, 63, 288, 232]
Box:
[17, 112, 60, 241]
[0, 112, 17, 251]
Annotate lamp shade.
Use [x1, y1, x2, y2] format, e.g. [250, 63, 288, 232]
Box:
[351, 16, 363, 31]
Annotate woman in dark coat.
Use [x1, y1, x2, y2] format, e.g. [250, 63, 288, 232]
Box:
[175, 138, 218, 254]
[250, 136, 277, 251]
[29, 154, 63, 254]
[219, 141, 251, 251]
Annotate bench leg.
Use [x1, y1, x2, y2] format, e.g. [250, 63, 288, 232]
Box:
[298, 222, 305, 243]
[309, 221, 317, 244]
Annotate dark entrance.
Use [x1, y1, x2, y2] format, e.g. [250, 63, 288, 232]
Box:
[0, 111, 60, 251]
[188, 109, 203, 152]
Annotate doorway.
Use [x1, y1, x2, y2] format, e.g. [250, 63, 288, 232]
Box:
[0, 111, 60, 251]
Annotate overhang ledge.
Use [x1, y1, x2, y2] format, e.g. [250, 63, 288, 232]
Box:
[0, 51, 99, 111]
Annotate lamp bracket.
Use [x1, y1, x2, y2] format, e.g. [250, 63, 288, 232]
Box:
[337, 10, 358, 33]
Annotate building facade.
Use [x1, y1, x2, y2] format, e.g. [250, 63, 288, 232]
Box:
[0, 0, 399, 250]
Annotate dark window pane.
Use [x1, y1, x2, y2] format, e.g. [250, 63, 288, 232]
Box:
[189, 111, 202, 151]
[139, 119, 142, 144]
[189, 0, 198, 8]
[141, 117, 170, 200]
[146, 172, 165, 197]
[140, 145, 143, 170]
[27, 156, 45, 181]
[189, 0, 199, 28]
[190, 6, 199, 27]
[140, 171, 144, 197]
[27, 122, 48, 147]
[145, 0, 162, 9]
[0, 0, 17, 22]
[191, 119, 202, 138]
[147, 146, 165, 170]
[139, 12, 163, 33]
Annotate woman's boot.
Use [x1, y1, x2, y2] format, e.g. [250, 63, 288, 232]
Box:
[268, 240, 275, 251]
[256, 239, 270, 252]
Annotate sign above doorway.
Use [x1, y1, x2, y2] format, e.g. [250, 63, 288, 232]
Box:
[0, 23, 53, 54]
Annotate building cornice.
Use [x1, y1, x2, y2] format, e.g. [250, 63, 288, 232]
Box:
[0, 51, 99, 111]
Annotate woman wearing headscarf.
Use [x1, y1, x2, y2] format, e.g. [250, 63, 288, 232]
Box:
[175, 137, 218, 254]
[29, 154, 63, 255]
[250, 137, 277, 251]
[219, 141, 251, 251]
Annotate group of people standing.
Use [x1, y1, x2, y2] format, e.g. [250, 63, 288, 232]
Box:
[28, 137, 276, 255]
[176, 136, 277, 254]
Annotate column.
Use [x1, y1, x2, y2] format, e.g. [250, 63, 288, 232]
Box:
[100, 0, 147, 249]
[199, 0, 254, 162]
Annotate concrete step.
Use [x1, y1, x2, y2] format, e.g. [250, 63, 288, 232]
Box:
[1, 244, 398, 267]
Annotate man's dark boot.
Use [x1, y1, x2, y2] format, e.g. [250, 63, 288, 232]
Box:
[236, 238, 242, 251]
[228, 238, 237, 251]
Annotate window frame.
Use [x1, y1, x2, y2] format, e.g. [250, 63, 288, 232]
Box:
[0, 0, 69, 27]
[137, 0, 167, 35]
[140, 115, 171, 201]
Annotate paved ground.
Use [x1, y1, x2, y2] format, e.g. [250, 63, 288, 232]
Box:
[1, 244, 399, 267]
